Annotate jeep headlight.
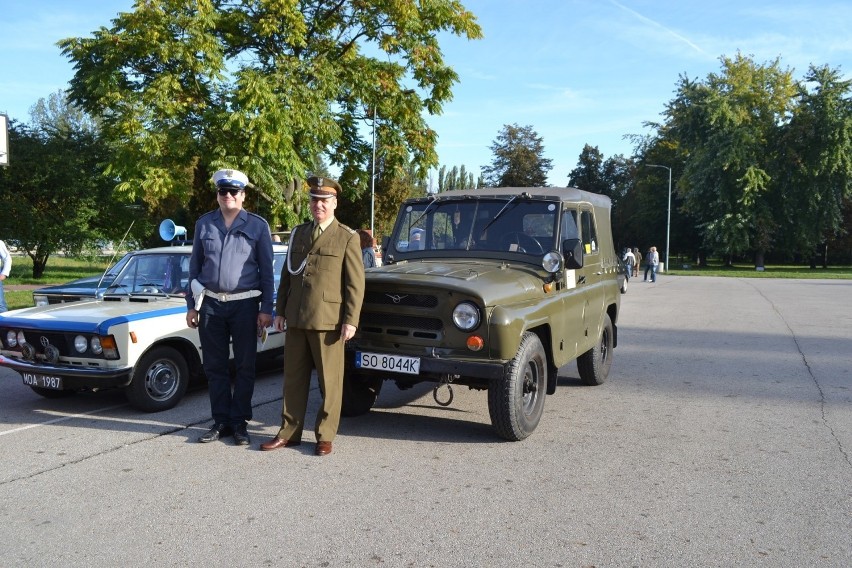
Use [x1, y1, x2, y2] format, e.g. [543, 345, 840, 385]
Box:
[6, 330, 18, 348]
[74, 335, 88, 354]
[542, 251, 563, 273]
[452, 302, 480, 331]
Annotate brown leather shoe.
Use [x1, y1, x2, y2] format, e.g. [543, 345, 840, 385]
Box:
[315, 441, 333, 456]
[260, 437, 301, 451]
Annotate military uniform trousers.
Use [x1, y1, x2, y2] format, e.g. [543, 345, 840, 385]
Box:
[276, 326, 345, 443]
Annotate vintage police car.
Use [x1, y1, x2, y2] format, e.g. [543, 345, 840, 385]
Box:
[0, 244, 287, 411]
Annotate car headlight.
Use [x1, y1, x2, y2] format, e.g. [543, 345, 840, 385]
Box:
[33, 295, 49, 307]
[74, 335, 88, 354]
[6, 330, 18, 348]
[90, 337, 103, 355]
[452, 302, 480, 331]
[17, 331, 25, 346]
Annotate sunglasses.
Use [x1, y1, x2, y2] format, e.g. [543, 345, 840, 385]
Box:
[217, 188, 243, 196]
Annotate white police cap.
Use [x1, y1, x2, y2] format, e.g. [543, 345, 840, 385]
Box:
[212, 169, 249, 189]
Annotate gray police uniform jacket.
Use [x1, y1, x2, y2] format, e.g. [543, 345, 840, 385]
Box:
[277, 219, 365, 331]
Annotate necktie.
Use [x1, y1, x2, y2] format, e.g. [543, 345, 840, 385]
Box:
[312, 223, 321, 242]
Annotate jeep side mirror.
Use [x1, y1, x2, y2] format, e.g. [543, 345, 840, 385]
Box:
[562, 238, 584, 269]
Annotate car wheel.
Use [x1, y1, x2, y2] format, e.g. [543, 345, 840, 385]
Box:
[488, 332, 546, 441]
[125, 346, 189, 412]
[577, 313, 614, 385]
[620, 276, 628, 294]
[341, 372, 384, 417]
[29, 386, 76, 399]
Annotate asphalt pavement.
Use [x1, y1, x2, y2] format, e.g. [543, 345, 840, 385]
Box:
[0, 275, 850, 567]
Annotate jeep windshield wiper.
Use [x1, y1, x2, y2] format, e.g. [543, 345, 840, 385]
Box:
[477, 192, 529, 238]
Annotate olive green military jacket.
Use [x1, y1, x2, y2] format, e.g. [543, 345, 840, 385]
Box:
[277, 219, 365, 331]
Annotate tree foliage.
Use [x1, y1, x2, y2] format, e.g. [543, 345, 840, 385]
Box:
[482, 124, 552, 187]
[0, 93, 139, 277]
[59, 0, 482, 229]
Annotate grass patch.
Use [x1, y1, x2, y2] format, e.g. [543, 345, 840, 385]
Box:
[666, 262, 852, 279]
[5, 254, 117, 311]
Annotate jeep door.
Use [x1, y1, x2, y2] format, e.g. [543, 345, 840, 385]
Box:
[577, 206, 606, 352]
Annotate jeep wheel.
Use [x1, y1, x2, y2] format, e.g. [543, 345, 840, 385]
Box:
[488, 332, 546, 441]
[29, 387, 76, 399]
[341, 373, 384, 417]
[577, 313, 614, 385]
[125, 346, 189, 412]
[620, 276, 628, 294]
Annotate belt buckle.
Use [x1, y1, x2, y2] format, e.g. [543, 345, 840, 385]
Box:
[218, 292, 227, 302]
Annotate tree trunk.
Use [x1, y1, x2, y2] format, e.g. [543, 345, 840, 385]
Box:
[754, 250, 765, 270]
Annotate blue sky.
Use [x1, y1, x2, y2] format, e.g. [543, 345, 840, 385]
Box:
[2, 1, 851, 187]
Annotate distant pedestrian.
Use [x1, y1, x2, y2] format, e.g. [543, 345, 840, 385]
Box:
[632, 247, 641, 278]
[0, 239, 10, 312]
[644, 246, 659, 283]
[622, 247, 635, 277]
[358, 229, 377, 268]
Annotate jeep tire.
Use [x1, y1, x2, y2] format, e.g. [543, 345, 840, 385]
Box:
[577, 313, 614, 386]
[341, 372, 384, 417]
[126, 346, 189, 412]
[488, 332, 547, 441]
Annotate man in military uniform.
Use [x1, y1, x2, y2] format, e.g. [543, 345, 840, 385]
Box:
[261, 176, 365, 456]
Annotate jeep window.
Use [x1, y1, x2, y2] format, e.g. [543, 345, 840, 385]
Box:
[580, 209, 598, 254]
[392, 199, 558, 256]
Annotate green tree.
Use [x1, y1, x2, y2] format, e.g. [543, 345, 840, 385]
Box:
[0, 93, 135, 277]
[59, 0, 482, 229]
[482, 124, 552, 187]
[665, 54, 797, 266]
[774, 64, 852, 265]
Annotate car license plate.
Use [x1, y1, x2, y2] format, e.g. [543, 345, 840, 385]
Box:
[356, 352, 420, 375]
[21, 372, 63, 390]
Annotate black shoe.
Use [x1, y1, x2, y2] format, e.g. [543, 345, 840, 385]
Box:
[198, 423, 233, 443]
[233, 425, 251, 446]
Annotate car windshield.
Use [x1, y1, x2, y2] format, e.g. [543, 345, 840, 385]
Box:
[106, 253, 190, 296]
[391, 198, 559, 257]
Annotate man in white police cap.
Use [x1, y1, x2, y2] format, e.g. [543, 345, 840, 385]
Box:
[187, 168, 275, 445]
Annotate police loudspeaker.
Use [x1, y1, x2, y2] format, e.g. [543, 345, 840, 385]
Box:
[158, 219, 187, 242]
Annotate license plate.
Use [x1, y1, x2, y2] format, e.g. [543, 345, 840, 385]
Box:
[355, 352, 420, 375]
[21, 372, 63, 390]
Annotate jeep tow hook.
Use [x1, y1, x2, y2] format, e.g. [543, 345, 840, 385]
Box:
[433, 374, 457, 407]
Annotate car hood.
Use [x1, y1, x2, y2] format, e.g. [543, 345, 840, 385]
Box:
[0, 296, 186, 335]
[366, 260, 548, 306]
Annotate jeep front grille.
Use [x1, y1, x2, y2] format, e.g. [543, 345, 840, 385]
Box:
[359, 312, 443, 339]
[364, 291, 438, 308]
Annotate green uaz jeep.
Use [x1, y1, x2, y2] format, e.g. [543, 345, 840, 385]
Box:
[343, 187, 621, 440]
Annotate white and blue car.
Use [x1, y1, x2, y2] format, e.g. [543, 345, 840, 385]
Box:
[0, 244, 287, 411]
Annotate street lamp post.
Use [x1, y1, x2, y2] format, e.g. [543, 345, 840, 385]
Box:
[647, 164, 672, 272]
[370, 107, 377, 236]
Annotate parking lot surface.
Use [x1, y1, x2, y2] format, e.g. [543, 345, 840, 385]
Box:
[0, 275, 850, 567]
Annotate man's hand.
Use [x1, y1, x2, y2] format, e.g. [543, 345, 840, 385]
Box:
[341, 323, 356, 342]
[257, 312, 272, 330]
[186, 309, 199, 328]
[273, 315, 286, 332]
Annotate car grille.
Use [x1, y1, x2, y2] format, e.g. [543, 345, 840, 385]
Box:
[359, 291, 444, 339]
[363, 291, 438, 308]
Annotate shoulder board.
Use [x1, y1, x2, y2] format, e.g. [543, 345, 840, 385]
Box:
[337, 223, 356, 234]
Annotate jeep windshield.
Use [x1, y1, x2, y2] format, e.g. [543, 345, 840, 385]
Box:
[387, 196, 558, 261]
[104, 252, 190, 297]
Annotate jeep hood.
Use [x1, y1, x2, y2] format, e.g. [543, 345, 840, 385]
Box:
[366, 260, 549, 306]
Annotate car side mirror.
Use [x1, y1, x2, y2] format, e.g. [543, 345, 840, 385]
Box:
[563, 238, 584, 269]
